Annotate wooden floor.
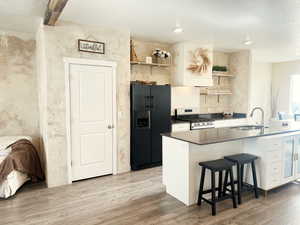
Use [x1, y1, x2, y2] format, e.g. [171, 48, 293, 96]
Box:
[1, 167, 300, 225]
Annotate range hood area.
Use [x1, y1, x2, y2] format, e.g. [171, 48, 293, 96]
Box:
[171, 42, 213, 87]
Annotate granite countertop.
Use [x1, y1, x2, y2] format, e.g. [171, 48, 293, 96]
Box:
[171, 119, 190, 124]
[171, 113, 247, 124]
[213, 117, 247, 121]
[162, 124, 300, 145]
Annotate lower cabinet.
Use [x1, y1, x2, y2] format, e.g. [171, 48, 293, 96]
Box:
[282, 136, 295, 184]
[244, 135, 300, 191]
[294, 135, 300, 178]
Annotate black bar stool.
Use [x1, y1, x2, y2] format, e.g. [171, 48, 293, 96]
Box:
[197, 159, 237, 216]
[224, 153, 259, 204]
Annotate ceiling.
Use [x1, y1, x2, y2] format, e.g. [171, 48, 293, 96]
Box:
[2, 0, 300, 62]
[60, 0, 300, 62]
[0, 0, 47, 33]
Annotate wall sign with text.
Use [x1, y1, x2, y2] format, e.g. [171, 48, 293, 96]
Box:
[78, 39, 105, 54]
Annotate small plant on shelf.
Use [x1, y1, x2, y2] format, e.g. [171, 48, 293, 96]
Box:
[213, 65, 227, 72]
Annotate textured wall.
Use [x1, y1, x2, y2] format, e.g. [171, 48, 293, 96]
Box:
[36, 26, 48, 175]
[37, 21, 130, 187]
[199, 51, 231, 113]
[130, 39, 171, 85]
[249, 61, 272, 122]
[229, 50, 251, 113]
[0, 31, 40, 151]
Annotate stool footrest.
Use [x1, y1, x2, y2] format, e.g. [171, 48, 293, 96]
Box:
[200, 194, 235, 206]
[224, 182, 256, 193]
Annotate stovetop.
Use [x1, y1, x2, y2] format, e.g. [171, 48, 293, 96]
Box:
[175, 114, 214, 123]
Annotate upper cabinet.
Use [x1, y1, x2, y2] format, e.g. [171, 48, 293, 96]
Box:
[171, 42, 213, 87]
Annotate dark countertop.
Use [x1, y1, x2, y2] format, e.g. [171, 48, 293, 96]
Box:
[197, 113, 247, 121]
[171, 113, 247, 124]
[162, 124, 300, 145]
[214, 117, 247, 121]
[171, 119, 190, 124]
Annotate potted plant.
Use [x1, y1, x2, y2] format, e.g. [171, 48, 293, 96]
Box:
[152, 49, 171, 64]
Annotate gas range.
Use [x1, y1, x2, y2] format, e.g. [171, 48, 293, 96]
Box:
[175, 108, 215, 130]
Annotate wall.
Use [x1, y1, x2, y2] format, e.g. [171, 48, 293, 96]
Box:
[36, 25, 48, 176]
[272, 60, 300, 115]
[199, 51, 231, 113]
[170, 50, 252, 114]
[37, 21, 130, 187]
[229, 50, 251, 114]
[0, 30, 40, 153]
[130, 39, 171, 85]
[171, 42, 213, 87]
[249, 61, 272, 122]
[171, 87, 200, 114]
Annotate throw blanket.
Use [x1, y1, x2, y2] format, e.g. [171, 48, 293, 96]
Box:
[0, 139, 44, 183]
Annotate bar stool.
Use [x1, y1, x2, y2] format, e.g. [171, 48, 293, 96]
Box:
[224, 153, 259, 204]
[197, 159, 237, 216]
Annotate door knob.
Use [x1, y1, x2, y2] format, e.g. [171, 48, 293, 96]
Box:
[108, 125, 114, 129]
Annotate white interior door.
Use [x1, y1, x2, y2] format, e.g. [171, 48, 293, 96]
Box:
[70, 63, 114, 181]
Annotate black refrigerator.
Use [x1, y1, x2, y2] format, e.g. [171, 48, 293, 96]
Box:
[130, 82, 171, 170]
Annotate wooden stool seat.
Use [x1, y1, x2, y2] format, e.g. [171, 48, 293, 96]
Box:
[198, 159, 237, 216]
[224, 153, 258, 164]
[199, 159, 235, 171]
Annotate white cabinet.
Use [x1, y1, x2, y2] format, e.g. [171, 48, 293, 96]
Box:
[172, 123, 190, 132]
[294, 136, 300, 179]
[245, 135, 300, 191]
[282, 137, 295, 183]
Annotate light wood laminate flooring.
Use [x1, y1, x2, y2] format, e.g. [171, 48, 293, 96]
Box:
[1, 167, 300, 225]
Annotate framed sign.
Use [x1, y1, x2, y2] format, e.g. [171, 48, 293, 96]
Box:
[78, 39, 105, 54]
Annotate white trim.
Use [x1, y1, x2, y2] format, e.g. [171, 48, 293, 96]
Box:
[64, 57, 118, 184]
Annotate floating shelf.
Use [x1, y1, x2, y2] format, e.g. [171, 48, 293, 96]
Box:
[130, 61, 170, 67]
[200, 92, 232, 96]
[212, 72, 234, 77]
[200, 91, 232, 103]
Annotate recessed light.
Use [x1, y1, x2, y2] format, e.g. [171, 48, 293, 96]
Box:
[244, 39, 253, 45]
[244, 35, 253, 45]
[173, 26, 183, 33]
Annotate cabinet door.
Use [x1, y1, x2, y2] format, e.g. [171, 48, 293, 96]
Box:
[150, 85, 171, 164]
[282, 136, 295, 183]
[294, 135, 300, 179]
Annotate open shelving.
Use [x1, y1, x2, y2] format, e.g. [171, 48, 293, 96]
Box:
[130, 61, 170, 67]
[200, 89, 232, 103]
[212, 72, 234, 77]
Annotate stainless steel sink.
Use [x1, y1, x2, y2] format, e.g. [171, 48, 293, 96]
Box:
[230, 125, 268, 130]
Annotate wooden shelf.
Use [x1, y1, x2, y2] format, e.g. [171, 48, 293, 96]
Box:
[200, 91, 232, 103]
[200, 92, 232, 96]
[130, 61, 170, 67]
[212, 72, 234, 77]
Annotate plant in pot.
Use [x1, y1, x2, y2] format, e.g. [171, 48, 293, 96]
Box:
[213, 65, 228, 72]
[152, 49, 171, 64]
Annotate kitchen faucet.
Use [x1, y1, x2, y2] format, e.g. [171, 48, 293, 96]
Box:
[250, 107, 265, 127]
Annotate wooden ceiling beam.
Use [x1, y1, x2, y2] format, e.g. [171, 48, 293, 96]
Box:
[44, 0, 69, 26]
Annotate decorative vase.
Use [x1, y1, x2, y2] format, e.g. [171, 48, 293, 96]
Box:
[130, 40, 138, 62]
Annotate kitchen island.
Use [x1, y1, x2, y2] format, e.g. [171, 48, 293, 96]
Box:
[162, 125, 300, 206]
